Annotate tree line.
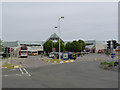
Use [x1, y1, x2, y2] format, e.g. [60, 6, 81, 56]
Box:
[43, 40, 86, 53]
[0, 39, 4, 52]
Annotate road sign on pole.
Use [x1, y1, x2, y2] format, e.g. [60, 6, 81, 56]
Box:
[10, 48, 14, 64]
[111, 53, 114, 67]
[111, 53, 114, 58]
[53, 48, 55, 52]
[63, 53, 69, 60]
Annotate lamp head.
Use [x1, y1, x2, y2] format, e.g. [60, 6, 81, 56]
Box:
[61, 16, 64, 18]
[54, 26, 58, 28]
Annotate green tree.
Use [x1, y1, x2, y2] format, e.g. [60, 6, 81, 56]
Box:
[65, 42, 71, 51]
[0, 39, 4, 52]
[54, 40, 65, 52]
[116, 43, 120, 46]
[70, 40, 81, 52]
[43, 40, 52, 53]
[64, 40, 86, 52]
[78, 40, 86, 52]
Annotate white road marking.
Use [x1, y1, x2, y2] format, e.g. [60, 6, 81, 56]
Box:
[16, 74, 22, 76]
[23, 68, 28, 74]
[28, 74, 31, 77]
[19, 68, 24, 74]
[3, 75, 8, 76]
[23, 68, 31, 77]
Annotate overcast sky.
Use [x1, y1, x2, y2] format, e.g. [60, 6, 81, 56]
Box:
[2, 2, 118, 41]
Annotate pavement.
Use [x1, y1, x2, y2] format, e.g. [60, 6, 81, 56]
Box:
[2, 53, 118, 88]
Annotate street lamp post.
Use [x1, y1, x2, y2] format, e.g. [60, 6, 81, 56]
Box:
[52, 40, 53, 52]
[58, 16, 64, 61]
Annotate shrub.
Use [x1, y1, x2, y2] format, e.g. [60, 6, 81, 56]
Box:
[114, 62, 118, 66]
[105, 52, 110, 55]
[113, 53, 116, 55]
[110, 61, 113, 64]
[104, 67, 108, 69]
[108, 64, 112, 67]
[100, 61, 109, 65]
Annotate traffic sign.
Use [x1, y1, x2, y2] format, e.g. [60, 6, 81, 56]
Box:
[10, 48, 14, 52]
[53, 48, 55, 52]
[111, 53, 114, 58]
[62, 53, 69, 60]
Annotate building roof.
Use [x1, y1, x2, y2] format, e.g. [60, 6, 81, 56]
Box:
[50, 33, 59, 39]
[3, 41, 44, 47]
[47, 33, 64, 43]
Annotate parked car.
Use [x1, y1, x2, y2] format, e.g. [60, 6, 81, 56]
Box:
[68, 52, 77, 60]
[49, 52, 54, 58]
[70, 53, 77, 60]
[98, 49, 104, 53]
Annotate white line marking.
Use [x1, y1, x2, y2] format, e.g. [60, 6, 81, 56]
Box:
[19, 68, 24, 74]
[23, 68, 28, 74]
[28, 74, 31, 76]
[23, 68, 31, 77]
[16, 74, 22, 76]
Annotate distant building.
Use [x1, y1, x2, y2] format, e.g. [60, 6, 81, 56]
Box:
[3, 41, 44, 57]
[85, 40, 107, 53]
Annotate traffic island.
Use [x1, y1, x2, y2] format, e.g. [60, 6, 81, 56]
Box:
[99, 61, 119, 71]
[2, 64, 22, 69]
[45, 59, 75, 64]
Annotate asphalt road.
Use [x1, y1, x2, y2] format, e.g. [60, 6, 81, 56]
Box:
[2, 54, 118, 88]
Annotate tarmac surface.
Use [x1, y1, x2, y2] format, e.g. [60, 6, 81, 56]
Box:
[2, 53, 118, 88]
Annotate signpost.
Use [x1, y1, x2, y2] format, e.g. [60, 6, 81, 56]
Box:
[111, 53, 114, 58]
[10, 48, 14, 64]
[62, 53, 69, 60]
[53, 48, 55, 52]
[10, 48, 14, 52]
[111, 53, 115, 67]
[107, 40, 118, 68]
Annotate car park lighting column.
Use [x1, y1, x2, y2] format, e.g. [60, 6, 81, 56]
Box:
[58, 16, 64, 61]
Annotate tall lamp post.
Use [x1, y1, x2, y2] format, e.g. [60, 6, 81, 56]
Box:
[55, 16, 64, 61]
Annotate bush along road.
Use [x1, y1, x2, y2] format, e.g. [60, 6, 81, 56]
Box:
[99, 61, 119, 71]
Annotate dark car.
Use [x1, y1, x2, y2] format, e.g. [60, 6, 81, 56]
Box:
[70, 53, 77, 60]
[68, 52, 77, 60]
